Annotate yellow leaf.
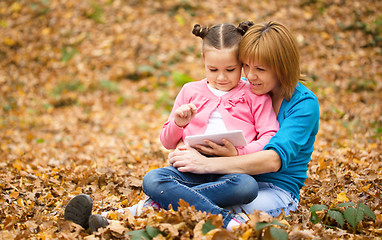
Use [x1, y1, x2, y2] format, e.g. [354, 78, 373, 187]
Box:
[107, 211, 118, 220]
[12, 159, 22, 171]
[121, 199, 129, 206]
[42, 28, 51, 35]
[9, 191, 19, 199]
[10, 2, 21, 12]
[321, 32, 330, 40]
[0, 20, 6, 27]
[71, 187, 82, 195]
[353, 158, 362, 164]
[147, 165, 159, 172]
[174, 14, 185, 26]
[368, 143, 377, 150]
[279, 219, 290, 227]
[303, 11, 313, 20]
[240, 229, 253, 240]
[64, 12, 73, 19]
[17, 198, 24, 207]
[361, 184, 371, 192]
[3, 37, 15, 46]
[336, 192, 349, 202]
[41, 173, 48, 180]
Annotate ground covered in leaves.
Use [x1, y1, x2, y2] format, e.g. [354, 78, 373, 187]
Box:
[0, 0, 381, 239]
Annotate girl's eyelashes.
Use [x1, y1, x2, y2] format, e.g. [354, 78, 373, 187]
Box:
[208, 68, 236, 72]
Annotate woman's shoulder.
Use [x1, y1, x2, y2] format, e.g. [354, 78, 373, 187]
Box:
[287, 82, 319, 108]
[285, 82, 319, 116]
[293, 82, 318, 100]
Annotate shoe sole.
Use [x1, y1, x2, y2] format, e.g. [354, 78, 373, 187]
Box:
[64, 194, 93, 229]
[89, 214, 109, 234]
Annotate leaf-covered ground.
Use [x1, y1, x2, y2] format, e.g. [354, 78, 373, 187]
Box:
[0, 0, 381, 239]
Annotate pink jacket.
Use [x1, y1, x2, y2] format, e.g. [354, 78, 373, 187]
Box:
[160, 79, 279, 155]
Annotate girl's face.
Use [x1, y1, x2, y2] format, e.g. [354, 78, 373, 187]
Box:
[242, 60, 280, 96]
[203, 47, 242, 92]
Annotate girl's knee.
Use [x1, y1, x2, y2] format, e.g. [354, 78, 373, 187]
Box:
[142, 168, 163, 193]
[142, 167, 174, 193]
[235, 174, 258, 203]
[236, 174, 258, 189]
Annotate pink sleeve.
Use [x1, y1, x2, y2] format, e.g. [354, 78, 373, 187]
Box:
[237, 94, 279, 155]
[160, 87, 187, 149]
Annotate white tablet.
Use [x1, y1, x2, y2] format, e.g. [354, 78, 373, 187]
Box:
[185, 130, 247, 148]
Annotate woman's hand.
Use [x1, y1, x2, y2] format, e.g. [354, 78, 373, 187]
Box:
[169, 145, 211, 174]
[195, 139, 238, 157]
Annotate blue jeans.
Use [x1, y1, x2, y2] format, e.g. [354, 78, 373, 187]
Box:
[142, 166, 258, 227]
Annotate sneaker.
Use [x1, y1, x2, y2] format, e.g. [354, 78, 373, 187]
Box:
[236, 212, 250, 221]
[64, 194, 93, 229]
[89, 214, 109, 234]
[136, 197, 161, 216]
[226, 212, 249, 231]
[101, 197, 161, 218]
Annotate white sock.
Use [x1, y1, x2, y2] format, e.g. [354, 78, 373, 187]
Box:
[127, 205, 138, 216]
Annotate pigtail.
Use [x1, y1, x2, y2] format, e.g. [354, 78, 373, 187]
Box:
[192, 24, 209, 39]
[237, 21, 254, 35]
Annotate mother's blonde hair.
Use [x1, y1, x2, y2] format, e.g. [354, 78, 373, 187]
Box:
[239, 21, 301, 101]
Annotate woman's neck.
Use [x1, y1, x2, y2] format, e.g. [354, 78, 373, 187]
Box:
[270, 90, 283, 116]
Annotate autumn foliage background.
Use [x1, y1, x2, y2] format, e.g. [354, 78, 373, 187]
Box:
[0, 0, 381, 239]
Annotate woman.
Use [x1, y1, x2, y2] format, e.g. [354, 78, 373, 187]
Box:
[166, 21, 319, 218]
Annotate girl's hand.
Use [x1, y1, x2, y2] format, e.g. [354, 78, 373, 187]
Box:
[174, 103, 197, 127]
[195, 139, 238, 157]
[169, 145, 210, 174]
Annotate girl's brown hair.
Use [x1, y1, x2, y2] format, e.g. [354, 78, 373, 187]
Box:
[239, 21, 301, 101]
[192, 22, 254, 53]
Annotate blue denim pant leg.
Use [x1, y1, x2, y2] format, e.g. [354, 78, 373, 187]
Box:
[192, 172, 258, 207]
[142, 166, 258, 227]
[237, 182, 299, 217]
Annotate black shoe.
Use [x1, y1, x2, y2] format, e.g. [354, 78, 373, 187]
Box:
[64, 194, 93, 229]
[89, 214, 109, 234]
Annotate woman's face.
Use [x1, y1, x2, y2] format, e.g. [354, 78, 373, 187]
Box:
[203, 47, 242, 92]
[242, 60, 280, 96]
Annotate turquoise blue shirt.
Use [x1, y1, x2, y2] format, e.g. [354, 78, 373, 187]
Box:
[255, 82, 320, 200]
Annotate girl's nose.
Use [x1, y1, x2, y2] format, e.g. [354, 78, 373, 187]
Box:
[217, 72, 225, 80]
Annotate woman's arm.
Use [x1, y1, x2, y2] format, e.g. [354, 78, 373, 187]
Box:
[168, 145, 281, 175]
